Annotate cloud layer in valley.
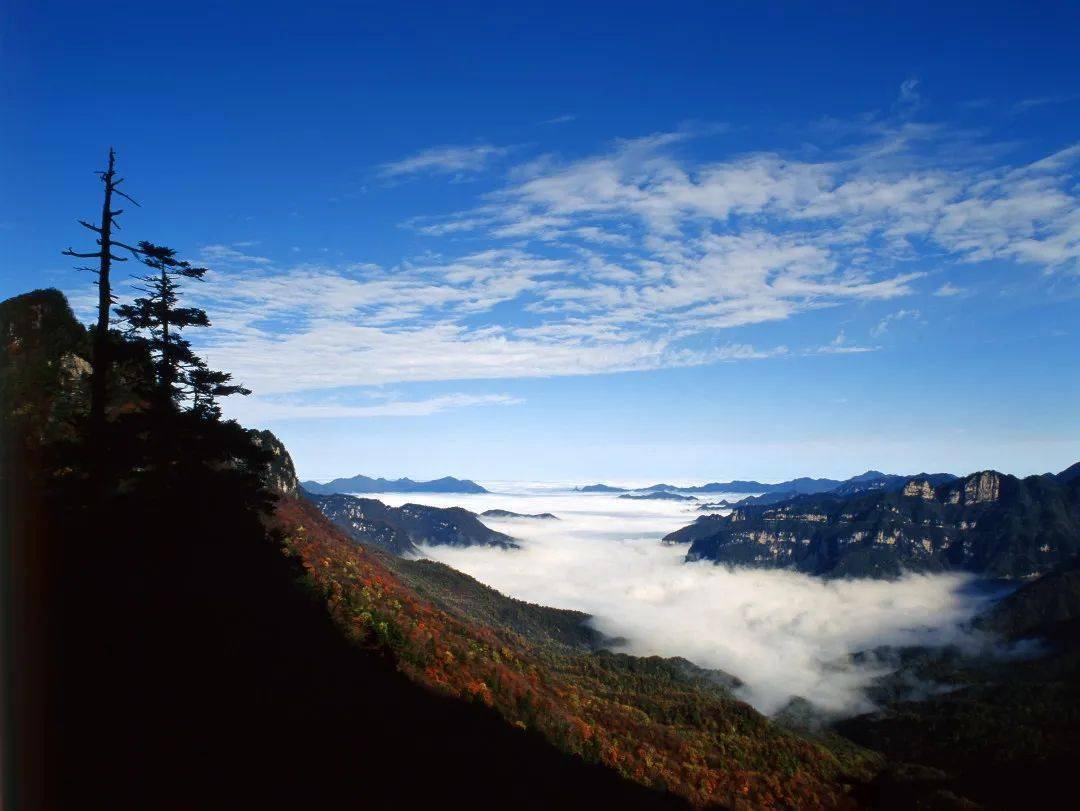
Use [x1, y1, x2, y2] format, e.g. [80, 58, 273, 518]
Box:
[372, 488, 1003, 716]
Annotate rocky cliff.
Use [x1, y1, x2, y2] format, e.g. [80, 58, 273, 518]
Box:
[247, 429, 300, 495]
[665, 468, 1080, 578]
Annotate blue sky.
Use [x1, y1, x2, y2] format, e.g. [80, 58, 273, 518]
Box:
[3, 1, 1078, 482]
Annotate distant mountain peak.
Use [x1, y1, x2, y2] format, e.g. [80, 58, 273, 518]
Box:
[573, 483, 629, 493]
[849, 470, 887, 481]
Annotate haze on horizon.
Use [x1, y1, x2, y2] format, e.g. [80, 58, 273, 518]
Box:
[3, 3, 1078, 483]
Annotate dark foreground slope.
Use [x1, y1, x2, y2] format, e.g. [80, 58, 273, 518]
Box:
[4, 288, 878, 810]
[41, 474, 691, 811]
[1, 289, 687, 811]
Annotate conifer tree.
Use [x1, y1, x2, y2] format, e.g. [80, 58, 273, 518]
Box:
[116, 241, 250, 418]
[187, 362, 251, 420]
[116, 241, 209, 407]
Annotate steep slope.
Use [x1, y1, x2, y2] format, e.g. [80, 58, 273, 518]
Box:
[377, 553, 609, 651]
[273, 496, 877, 809]
[43, 466, 706, 811]
[666, 470, 1080, 578]
[4, 286, 701, 811]
[302, 473, 487, 494]
[309, 491, 517, 555]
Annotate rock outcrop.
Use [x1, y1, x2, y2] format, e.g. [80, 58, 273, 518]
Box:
[248, 429, 300, 495]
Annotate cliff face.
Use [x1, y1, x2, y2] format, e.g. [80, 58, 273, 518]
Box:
[1, 288, 90, 441]
[247, 429, 300, 496]
[666, 470, 1080, 579]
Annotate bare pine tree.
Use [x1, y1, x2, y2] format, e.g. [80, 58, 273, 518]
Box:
[63, 148, 139, 432]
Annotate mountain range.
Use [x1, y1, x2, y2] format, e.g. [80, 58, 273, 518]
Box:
[618, 491, 698, 502]
[301, 474, 487, 495]
[577, 470, 959, 498]
[308, 492, 516, 556]
[665, 468, 1080, 579]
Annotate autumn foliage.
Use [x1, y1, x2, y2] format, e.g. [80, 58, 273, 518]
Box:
[272, 497, 876, 809]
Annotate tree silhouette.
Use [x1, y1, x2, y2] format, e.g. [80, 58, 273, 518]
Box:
[62, 148, 139, 433]
[188, 361, 251, 420]
[116, 240, 250, 418]
[116, 241, 209, 408]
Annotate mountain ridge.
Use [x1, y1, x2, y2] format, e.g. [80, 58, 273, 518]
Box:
[666, 467, 1080, 579]
[308, 492, 516, 555]
[574, 470, 959, 498]
[301, 473, 488, 495]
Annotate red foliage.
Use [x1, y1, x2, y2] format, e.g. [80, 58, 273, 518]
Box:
[269, 497, 868, 809]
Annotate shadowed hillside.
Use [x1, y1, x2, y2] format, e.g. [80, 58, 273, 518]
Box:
[1, 288, 692, 810]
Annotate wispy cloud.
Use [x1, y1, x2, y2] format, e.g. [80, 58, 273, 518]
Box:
[540, 114, 577, 125]
[1013, 93, 1080, 113]
[377, 144, 510, 180]
[934, 282, 965, 297]
[871, 308, 921, 337]
[200, 244, 273, 266]
[808, 330, 879, 355]
[896, 77, 922, 110]
[225, 392, 523, 422]
[175, 115, 1078, 403]
[420, 130, 1080, 271]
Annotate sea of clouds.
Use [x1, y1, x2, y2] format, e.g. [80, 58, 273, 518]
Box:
[370, 484, 1002, 716]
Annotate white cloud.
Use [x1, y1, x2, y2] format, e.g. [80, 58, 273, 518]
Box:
[225, 392, 522, 422]
[809, 330, 879, 355]
[871, 308, 921, 337]
[934, 282, 965, 297]
[199, 244, 273, 266]
[377, 144, 510, 179]
[1013, 93, 1080, 112]
[424, 130, 1080, 270]
[185, 120, 1078, 401]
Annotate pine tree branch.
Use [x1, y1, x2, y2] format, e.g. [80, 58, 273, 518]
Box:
[113, 239, 141, 254]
